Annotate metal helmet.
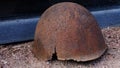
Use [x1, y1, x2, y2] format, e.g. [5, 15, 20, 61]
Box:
[32, 2, 107, 62]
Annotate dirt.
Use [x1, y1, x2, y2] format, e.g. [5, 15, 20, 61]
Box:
[0, 26, 120, 68]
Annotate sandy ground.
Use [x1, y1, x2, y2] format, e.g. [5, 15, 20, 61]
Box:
[0, 26, 120, 68]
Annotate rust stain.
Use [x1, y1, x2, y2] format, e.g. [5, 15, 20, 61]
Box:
[32, 2, 107, 62]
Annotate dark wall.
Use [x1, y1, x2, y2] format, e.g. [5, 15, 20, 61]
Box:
[0, 0, 119, 18]
[0, 0, 51, 18]
[49, 0, 119, 6]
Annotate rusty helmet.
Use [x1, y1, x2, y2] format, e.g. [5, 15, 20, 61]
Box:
[32, 2, 107, 62]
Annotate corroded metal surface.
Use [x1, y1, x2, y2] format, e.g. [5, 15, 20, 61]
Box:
[32, 2, 107, 62]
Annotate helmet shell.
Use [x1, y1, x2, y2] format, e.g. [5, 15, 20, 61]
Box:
[32, 2, 107, 62]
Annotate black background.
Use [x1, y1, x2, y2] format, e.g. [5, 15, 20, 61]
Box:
[0, 0, 119, 18]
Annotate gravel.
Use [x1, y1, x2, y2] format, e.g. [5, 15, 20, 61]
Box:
[0, 26, 120, 68]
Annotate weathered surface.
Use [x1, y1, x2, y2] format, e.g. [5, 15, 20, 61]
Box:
[0, 27, 120, 68]
[32, 2, 107, 62]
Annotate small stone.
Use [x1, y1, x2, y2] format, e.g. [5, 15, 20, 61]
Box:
[1, 60, 7, 64]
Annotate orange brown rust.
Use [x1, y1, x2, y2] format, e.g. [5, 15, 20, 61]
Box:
[32, 2, 107, 62]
